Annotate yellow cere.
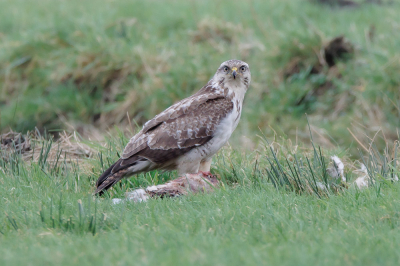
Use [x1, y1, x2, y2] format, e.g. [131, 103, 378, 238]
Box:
[232, 67, 237, 71]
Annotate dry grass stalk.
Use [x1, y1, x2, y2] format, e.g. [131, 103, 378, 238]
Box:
[1, 130, 96, 164]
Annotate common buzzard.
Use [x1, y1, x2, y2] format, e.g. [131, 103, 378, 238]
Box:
[95, 59, 251, 194]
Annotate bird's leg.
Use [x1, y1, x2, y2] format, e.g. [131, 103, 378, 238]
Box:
[177, 161, 200, 176]
[198, 158, 212, 176]
[199, 171, 213, 177]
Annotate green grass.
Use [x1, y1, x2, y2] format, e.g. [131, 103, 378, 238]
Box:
[1, 0, 400, 154]
[2, 185, 400, 265]
[1, 131, 399, 265]
[1, 0, 400, 264]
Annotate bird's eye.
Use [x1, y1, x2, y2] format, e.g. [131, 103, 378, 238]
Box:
[224, 66, 229, 72]
[240, 66, 246, 72]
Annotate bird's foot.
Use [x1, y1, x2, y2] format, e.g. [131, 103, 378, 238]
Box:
[198, 171, 213, 177]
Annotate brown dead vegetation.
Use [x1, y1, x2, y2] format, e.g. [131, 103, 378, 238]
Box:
[191, 18, 242, 44]
[0, 130, 94, 163]
[56, 49, 172, 130]
[190, 18, 264, 59]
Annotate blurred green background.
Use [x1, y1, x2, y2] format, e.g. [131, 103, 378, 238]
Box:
[1, 0, 399, 154]
[1, 2, 400, 264]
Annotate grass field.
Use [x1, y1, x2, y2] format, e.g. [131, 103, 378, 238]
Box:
[1, 0, 400, 265]
[0, 131, 399, 265]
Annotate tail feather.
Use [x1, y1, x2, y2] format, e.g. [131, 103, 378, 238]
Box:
[95, 159, 128, 195]
[95, 157, 152, 195]
[95, 169, 128, 195]
[96, 161, 117, 187]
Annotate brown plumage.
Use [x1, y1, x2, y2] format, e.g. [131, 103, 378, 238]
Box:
[95, 59, 251, 195]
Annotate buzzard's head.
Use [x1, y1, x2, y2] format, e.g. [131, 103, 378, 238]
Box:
[214, 60, 251, 93]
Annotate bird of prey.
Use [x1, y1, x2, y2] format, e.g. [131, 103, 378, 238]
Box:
[95, 59, 251, 195]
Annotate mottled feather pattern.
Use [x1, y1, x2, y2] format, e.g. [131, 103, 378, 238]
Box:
[122, 83, 226, 159]
[95, 59, 251, 195]
[141, 83, 225, 133]
[147, 98, 234, 150]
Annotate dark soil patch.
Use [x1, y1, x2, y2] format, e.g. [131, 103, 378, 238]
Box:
[324, 36, 354, 67]
[282, 36, 354, 110]
[0, 131, 31, 156]
[284, 35, 353, 78]
[315, 0, 360, 7]
[313, 0, 393, 7]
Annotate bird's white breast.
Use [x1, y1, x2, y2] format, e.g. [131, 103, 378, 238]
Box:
[179, 96, 243, 163]
[210, 98, 242, 151]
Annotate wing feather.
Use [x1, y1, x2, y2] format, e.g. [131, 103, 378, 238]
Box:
[121, 84, 227, 159]
[120, 93, 233, 165]
[141, 86, 224, 134]
[147, 98, 233, 151]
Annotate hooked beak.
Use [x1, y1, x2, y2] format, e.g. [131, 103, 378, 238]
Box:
[232, 67, 237, 79]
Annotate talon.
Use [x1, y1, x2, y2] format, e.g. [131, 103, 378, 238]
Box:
[199, 171, 212, 176]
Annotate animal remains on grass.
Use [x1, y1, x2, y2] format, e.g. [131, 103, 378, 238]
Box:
[95, 59, 251, 194]
[112, 172, 220, 204]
